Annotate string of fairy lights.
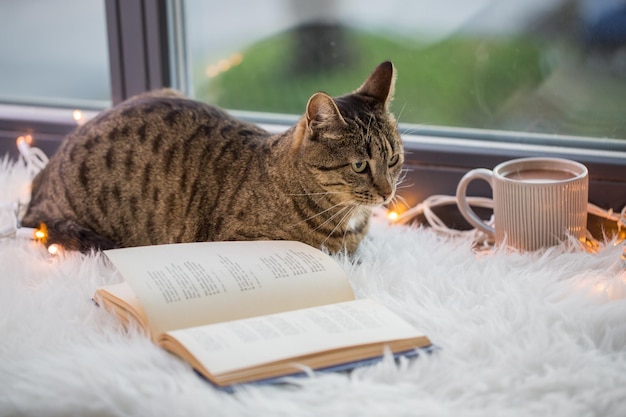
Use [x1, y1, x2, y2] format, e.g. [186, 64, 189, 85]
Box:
[0, 108, 89, 253]
[1, 117, 625, 256]
[1, 135, 55, 253]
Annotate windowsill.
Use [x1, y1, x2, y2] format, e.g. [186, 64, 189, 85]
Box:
[1, 105, 625, 212]
[0, 103, 100, 126]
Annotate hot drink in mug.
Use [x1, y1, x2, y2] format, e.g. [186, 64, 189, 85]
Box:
[456, 157, 589, 251]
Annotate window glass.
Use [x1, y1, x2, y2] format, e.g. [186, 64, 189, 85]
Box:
[184, 0, 626, 140]
[0, 0, 110, 109]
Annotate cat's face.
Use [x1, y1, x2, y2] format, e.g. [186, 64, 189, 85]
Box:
[302, 99, 403, 207]
[298, 61, 403, 207]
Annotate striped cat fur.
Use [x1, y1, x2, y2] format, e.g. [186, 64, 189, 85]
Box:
[22, 61, 403, 254]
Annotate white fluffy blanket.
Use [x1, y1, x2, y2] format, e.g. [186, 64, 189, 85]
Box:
[1, 155, 625, 417]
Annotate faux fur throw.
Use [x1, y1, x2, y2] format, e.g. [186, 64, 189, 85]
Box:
[1, 155, 625, 417]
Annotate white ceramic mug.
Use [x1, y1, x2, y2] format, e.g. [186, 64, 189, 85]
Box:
[456, 157, 589, 251]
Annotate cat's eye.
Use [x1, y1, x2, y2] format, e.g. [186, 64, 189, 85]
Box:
[388, 154, 400, 167]
[351, 161, 368, 173]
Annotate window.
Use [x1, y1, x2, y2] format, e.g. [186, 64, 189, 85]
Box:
[1, 0, 625, 214]
[185, 0, 626, 140]
[0, 0, 110, 156]
[0, 0, 110, 108]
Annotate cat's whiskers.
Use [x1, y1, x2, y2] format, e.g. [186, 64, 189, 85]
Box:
[389, 194, 408, 212]
[396, 182, 415, 190]
[395, 102, 408, 125]
[396, 169, 409, 186]
[286, 200, 346, 230]
[313, 204, 351, 233]
[289, 190, 352, 206]
[287, 191, 350, 197]
[321, 205, 356, 248]
[341, 206, 361, 250]
[387, 172, 410, 200]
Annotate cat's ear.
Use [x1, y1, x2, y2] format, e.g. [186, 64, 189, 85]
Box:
[292, 92, 345, 151]
[305, 92, 346, 129]
[356, 61, 396, 110]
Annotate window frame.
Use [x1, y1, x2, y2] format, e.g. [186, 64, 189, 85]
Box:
[0, 0, 624, 213]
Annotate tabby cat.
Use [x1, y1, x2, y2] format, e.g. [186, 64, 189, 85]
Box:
[22, 61, 404, 255]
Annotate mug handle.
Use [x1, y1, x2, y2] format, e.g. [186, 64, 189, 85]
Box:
[455, 168, 495, 237]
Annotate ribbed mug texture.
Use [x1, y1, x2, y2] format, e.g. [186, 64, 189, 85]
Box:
[493, 175, 588, 251]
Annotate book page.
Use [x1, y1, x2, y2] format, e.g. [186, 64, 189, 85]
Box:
[104, 241, 354, 336]
[160, 299, 429, 379]
[94, 282, 148, 331]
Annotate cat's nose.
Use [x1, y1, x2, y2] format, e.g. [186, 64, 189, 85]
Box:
[375, 181, 394, 203]
[379, 192, 392, 204]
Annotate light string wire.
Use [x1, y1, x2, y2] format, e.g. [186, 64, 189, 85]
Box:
[16, 135, 49, 177]
[393, 194, 495, 245]
[391, 194, 625, 251]
[0, 137, 49, 240]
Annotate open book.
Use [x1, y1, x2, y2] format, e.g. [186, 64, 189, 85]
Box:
[95, 240, 431, 387]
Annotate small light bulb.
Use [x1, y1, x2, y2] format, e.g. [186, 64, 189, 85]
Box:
[387, 211, 399, 222]
[48, 244, 60, 255]
[16, 134, 33, 146]
[34, 223, 48, 243]
[16, 135, 34, 157]
[73, 110, 86, 125]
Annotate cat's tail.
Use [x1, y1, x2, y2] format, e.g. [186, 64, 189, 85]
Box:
[37, 219, 119, 253]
